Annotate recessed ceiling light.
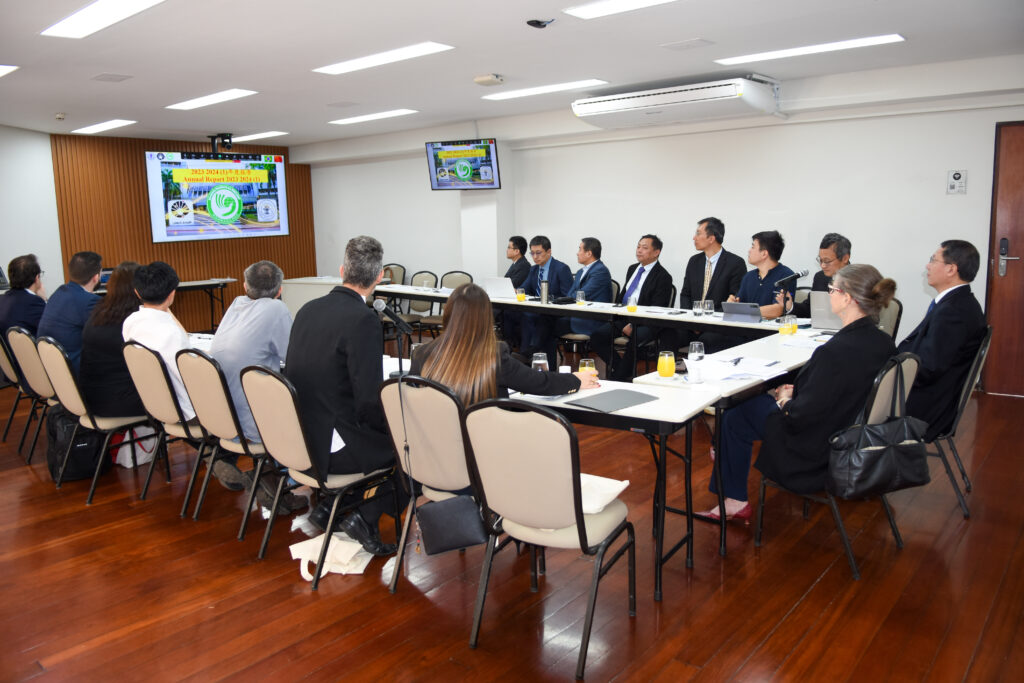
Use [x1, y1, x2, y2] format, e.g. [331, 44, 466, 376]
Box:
[481, 79, 608, 101]
[314, 42, 454, 75]
[166, 88, 257, 110]
[714, 34, 905, 66]
[231, 131, 289, 142]
[564, 0, 678, 20]
[0, 65, 18, 78]
[329, 109, 418, 125]
[72, 119, 137, 134]
[41, 0, 167, 39]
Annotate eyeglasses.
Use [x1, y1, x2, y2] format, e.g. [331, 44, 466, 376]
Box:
[827, 284, 845, 295]
[529, 250, 546, 257]
[816, 256, 836, 266]
[928, 256, 950, 265]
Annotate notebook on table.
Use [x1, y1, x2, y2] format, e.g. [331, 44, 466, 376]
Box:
[565, 389, 657, 413]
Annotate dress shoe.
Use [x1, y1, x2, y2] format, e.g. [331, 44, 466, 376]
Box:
[335, 510, 397, 556]
[701, 502, 752, 524]
[254, 472, 308, 513]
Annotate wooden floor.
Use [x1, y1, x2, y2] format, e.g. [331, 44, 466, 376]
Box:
[1, 383, 1022, 682]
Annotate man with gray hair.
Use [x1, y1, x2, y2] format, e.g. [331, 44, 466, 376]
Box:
[780, 232, 852, 318]
[209, 260, 301, 510]
[285, 236, 400, 556]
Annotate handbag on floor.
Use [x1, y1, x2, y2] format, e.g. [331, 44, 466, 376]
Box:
[827, 367, 930, 499]
[44, 406, 110, 483]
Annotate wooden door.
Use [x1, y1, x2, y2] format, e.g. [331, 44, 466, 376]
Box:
[983, 122, 1024, 396]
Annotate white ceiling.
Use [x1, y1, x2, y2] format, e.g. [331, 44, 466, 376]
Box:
[1, 0, 1022, 146]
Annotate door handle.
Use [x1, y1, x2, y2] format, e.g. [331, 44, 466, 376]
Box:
[998, 254, 1019, 277]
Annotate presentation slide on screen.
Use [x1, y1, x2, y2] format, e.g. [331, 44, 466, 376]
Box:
[426, 140, 500, 190]
[144, 152, 290, 243]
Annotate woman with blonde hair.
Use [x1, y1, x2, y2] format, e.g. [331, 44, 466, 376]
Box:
[409, 283, 598, 404]
[703, 264, 898, 521]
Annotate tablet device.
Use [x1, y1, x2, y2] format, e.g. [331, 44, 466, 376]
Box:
[721, 301, 762, 323]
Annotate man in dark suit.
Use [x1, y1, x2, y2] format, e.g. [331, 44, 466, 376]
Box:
[520, 235, 573, 366]
[0, 254, 47, 336]
[545, 237, 613, 366]
[285, 236, 399, 556]
[37, 251, 102, 373]
[503, 235, 531, 288]
[590, 234, 674, 380]
[780, 233, 852, 317]
[898, 240, 987, 441]
[677, 217, 747, 353]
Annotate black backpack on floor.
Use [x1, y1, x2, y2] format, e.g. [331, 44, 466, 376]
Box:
[44, 405, 111, 483]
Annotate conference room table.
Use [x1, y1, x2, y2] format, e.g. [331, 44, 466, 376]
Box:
[511, 380, 721, 601]
[633, 330, 828, 555]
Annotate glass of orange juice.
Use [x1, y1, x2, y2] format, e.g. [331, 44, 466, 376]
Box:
[579, 358, 597, 377]
[657, 351, 675, 378]
[515, 287, 526, 302]
[626, 295, 638, 313]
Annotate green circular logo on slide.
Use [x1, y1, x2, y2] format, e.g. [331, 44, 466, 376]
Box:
[207, 184, 243, 224]
[454, 159, 473, 180]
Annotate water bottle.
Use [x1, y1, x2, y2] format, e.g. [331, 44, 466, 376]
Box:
[540, 280, 549, 304]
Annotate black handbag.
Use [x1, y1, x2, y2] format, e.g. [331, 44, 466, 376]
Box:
[827, 365, 931, 499]
[415, 495, 489, 555]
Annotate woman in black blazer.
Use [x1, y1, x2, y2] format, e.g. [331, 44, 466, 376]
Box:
[409, 283, 599, 403]
[704, 264, 898, 521]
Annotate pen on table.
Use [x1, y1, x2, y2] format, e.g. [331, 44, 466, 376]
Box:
[766, 360, 780, 367]
[731, 357, 743, 366]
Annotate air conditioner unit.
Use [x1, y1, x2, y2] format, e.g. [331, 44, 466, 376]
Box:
[571, 78, 778, 129]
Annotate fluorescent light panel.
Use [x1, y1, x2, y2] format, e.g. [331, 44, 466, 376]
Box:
[482, 79, 607, 101]
[0, 65, 18, 78]
[714, 34, 905, 66]
[72, 119, 136, 134]
[314, 41, 453, 75]
[231, 131, 289, 142]
[41, 0, 167, 39]
[329, 109, 418, 125]
[166, 88, 257, 110]
[564, 0, 677, 20]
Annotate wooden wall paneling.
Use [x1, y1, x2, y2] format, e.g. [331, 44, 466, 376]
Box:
[49, 135, 317, 331]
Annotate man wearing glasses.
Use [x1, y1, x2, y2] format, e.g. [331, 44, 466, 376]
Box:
[897, 240, 986, 441]
[519, 235, 572, 366]
[779, 232, 852, 317]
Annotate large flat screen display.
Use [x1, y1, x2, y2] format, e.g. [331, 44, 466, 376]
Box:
[425, 139, 501, 190]
[144, 151, 289, 243]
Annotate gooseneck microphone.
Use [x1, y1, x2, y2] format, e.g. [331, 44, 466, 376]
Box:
[373, 298, 415, 336]
[774, 269, 809, 287]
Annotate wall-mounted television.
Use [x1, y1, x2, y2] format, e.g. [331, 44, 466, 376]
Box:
[425, 139, 501, 190]
[144, 151, 290, 243]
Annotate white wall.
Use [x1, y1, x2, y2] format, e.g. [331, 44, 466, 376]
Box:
[0, 125, 64, 295]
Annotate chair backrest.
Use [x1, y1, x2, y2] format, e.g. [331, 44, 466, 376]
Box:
[864, 352, 920, 425]
[794, 286, 812, 306]
[0, 335, 21, 386]
[383, 263, 406, 286]
[464, 399, 589, 549]
[669, 284, 677, 309]
[36, 337, 90, 420]
[240, 365, 317, 475]
[6, 327, 54, 400]
[440, 270, 473, 290]
[878, 297, 903, 338]
[175, 349, 242, 442]
[379, 376, 470, 492]
[946, 325, 993, 438]
[610, 279, 620, 304]
[408, 271, 438, 313]
[123, 341, 192, 428]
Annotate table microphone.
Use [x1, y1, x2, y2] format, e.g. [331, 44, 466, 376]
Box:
[774, 269, 809, 287]
[373, 298, 415, 336]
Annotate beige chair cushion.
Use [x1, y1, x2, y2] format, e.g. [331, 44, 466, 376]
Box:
[219, 438, 266, 455]
[561, 333, 590, 342]
[502, 499, 628, 550]
[288, 466, 389, 490]
[422, 486, 456, 502]
[84, 415, 147, 431]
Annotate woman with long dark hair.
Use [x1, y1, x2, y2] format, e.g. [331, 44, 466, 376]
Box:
[409, 283, 598, 404]
[80, 261, 145, 416]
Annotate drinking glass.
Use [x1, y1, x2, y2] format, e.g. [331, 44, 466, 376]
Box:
[531, 353, 550, 372]
[692, 301, 703, 317]
[688, 341, 705, 361]
[703, 299, 714, 316]
[657, 351, 675, 378]
[687, 342, 704, 383]
[579, 358, 597, 377]
[576, 290, 587, 305]
[779, 315, 797, 335]
[515, 287, 526, 302]
[626, 295, 638, 313]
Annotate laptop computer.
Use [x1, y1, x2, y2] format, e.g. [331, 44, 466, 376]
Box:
[810, 291, 842, 330]
[481, 276, 516, 300]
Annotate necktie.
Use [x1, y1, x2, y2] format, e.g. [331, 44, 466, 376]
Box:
[927, 299, 936, 315]
[701, 258, 713, 300]
[624, 265, 645, 302]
